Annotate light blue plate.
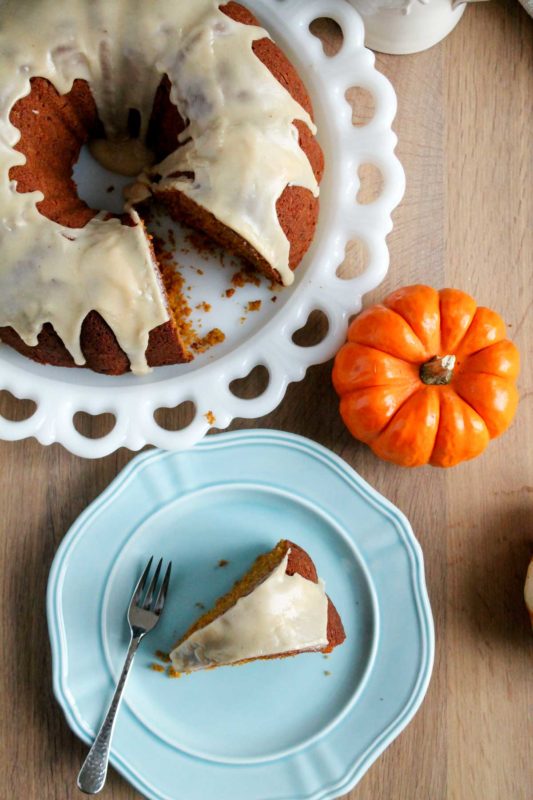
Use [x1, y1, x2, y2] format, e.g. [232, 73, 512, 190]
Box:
[47, 430, 434, 800]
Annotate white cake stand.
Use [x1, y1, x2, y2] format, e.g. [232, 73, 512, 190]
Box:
[0, 0, 405, 457]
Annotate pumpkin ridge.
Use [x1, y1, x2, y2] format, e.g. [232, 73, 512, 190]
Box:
[373, 385, 440, 466]
[439, 297, 474, 354]
[429, 387, 489, 466]
[453, 307, 507, 363]
[455, 343, 517, 375]
[348, 336, 427, 365]
[384, 285, 441, 354]
[457, 368, 512, 380]
[340, 381, 420, 441]
[451, 374, 519, 439]
[332, 342, 421, 389]
[351, 343, 421, 368]
[370, 382, 426, 436]
[438, 382, 477, 419]
[349, 305, 429, 362]
[379, 306, 428, 360]
[429, 388, 449, 466]
[343, 379, 420, 397]
[350, 379, 420, 389]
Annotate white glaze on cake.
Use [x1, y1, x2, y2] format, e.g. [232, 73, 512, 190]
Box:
[0, 0, 319, 373]
[169, 551, 329, 672]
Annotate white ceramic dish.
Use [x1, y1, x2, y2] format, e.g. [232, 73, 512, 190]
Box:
[0, 0, 405, 458]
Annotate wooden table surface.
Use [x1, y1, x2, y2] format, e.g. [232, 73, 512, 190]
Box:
[0, 3, 531, 798]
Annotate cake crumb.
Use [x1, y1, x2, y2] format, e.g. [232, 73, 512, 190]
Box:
[232, 271, 245, 288]
[240, 317, 246, 324]
[195, 602, 206, 610]
[271, 296, 277, 303]
[167, 667, 181, 679]
[155, 248, 196, 350]
[324, 671, 331, 677]
[150, 663, 166, 673]
[196, 268, 204, 275]
[204, 410, 216, 426]
[155, 650, 171, 664]
[152, 232, 226, 357]
[106, 185, 115, 193]
[192, 328, 225, 353]
[247, 300, 261, 312]
[217, 559, 229, 568]
[231, 268, 260, 288]
[225, 288, 236, 298]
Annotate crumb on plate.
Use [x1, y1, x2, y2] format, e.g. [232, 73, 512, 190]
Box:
[155, 650, 171, 663]
[168, 666, 181, 679]
[192, 328, 225, 353]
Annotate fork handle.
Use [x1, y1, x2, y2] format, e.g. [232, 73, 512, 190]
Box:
[77, 635, 141, 794]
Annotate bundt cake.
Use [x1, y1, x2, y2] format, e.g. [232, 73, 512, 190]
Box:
[0, 0, 323, 375]
[169, 540, 346, 673]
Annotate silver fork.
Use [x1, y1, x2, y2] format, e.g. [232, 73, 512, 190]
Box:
[77, 557, 172, 795]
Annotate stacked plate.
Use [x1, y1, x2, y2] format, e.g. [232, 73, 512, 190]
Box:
[48, 431, 434, 800]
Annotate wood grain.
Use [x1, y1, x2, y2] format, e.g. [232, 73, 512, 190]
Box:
[0, 3, 532, 798]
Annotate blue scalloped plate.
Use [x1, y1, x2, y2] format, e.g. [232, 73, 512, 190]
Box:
[47, 430, 434, 800]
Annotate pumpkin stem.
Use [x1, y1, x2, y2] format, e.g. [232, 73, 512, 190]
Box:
[420, 354, 456, 386]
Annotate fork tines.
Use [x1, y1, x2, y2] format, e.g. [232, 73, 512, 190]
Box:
[130, 557, 172, 617]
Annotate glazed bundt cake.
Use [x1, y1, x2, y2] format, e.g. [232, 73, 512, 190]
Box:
[0, 0, 323, 375]
[169, 540, 346, 673]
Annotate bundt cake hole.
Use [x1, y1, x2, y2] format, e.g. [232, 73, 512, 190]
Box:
[9, 78, 159, 222]
[308, 18, 344, 57]
[153, 400, 197, 432]
[345, 87, 376, 127]
[73, 145, 136, 216]
[336, 238, 369, 280]
[229, 365, 270, 400]
[356, 163, 384, 205]
[291, 310, 329, 347]
[73, 411, 116, 439]
[0, 390, 37, 422]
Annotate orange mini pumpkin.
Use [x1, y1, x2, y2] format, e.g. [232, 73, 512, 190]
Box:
[332, 285, 520, 467]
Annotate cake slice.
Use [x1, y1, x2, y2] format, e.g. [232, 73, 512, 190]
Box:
[169, 540, 345, 673]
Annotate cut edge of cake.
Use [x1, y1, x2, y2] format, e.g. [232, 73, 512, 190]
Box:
[169, 539, 346, 674]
